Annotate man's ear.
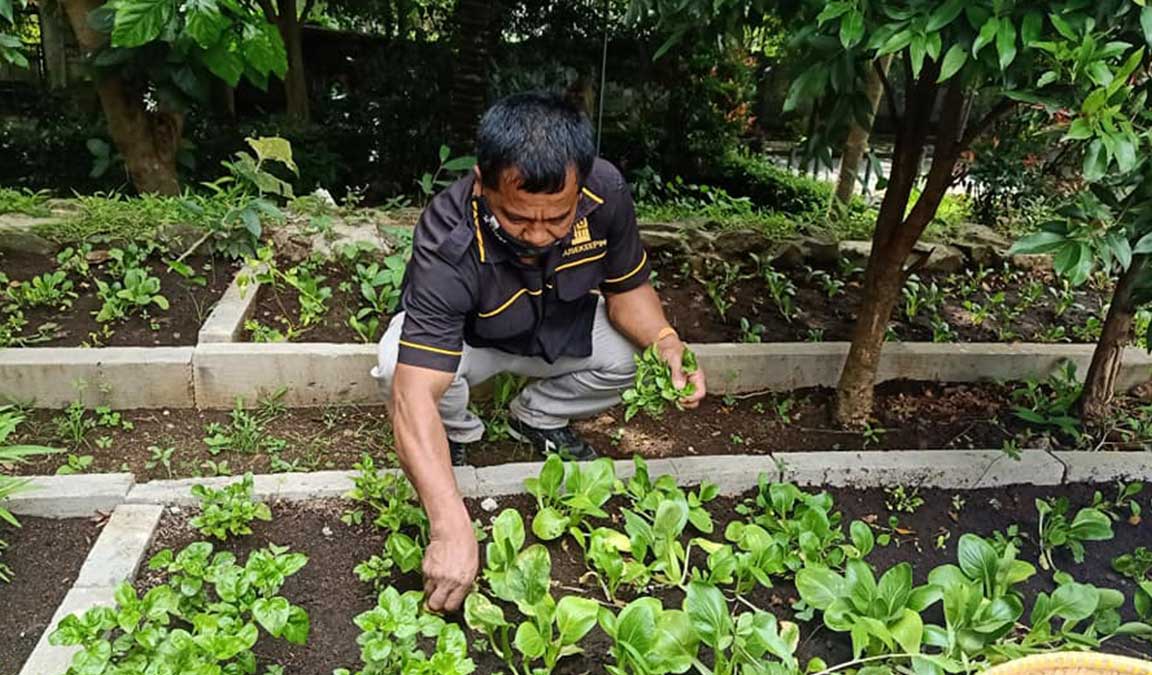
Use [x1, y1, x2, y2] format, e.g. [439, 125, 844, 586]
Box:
[472, 166, 483, 197]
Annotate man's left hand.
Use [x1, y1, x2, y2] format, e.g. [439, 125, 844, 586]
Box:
[657, 336, 707, 409]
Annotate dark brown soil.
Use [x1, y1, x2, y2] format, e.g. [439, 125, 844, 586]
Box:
[140, 484, 1151, 674]
[0, 250, 236, 347]
[13, 379, 1145, 480]
[8, 403, 395, 481]
[242, 258, 385, 343]
[0, 516, 101, 675]
[653, 253, 1108, 344]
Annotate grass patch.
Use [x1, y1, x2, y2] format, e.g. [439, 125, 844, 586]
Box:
[0, 187, 52, 217]
[31, 192, 217, 245]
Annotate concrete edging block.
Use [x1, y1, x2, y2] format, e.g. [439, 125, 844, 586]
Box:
[193, 342, 378, 408]
[19, 586, 118, 675]
[126, 470, 360, 506]
[197, 267, 261, 343]
[0, 347, 194, 409]
[670, 455, 782, 494]
[1052, 451, 1152, 483]
[74, 504, 164, 589]
[6, 473, 134, 518]
[775, 449, 1064, 489]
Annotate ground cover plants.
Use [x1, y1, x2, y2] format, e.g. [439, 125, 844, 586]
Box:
[71, 457, 1152, 675]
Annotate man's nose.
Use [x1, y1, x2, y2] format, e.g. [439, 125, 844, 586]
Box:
[521, 226, 554, 247]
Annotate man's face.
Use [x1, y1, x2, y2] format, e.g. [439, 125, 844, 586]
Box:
[480, 165, 581, 251]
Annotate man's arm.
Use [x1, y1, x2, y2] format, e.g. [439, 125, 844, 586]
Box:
[604, 283, 706, 408]
[390, 363, 478, 612]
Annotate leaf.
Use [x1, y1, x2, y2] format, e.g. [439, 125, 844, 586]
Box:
[1009, 231, 1066, 255]
[246, 137, 298, 174]
[532, 506, 570, 541]
[1083, 139, 1108, 182]
[1132, 232, 1152, 254]
[817, 2, 851, 25]
[442, 155, 477, 172]
[877, 29, 915, 56]
[203, 38, 244, 87]
[1048, 583, 1098, 622]
[1143, 6, 1152, 49]
[685, 581, 731, 649]
[252, 597, 290, 636]
[514, 622, 546, 660]
[1068, 508, 1114, 541]
[183, 0, 228, 49]
[973, 17, 999, 57]
[938, 43, 968, 82]
[1021, 12, 1043, 46]
[242, 21, 288, 80]
[111, 0, 174, 48]
[796, 567, 844, 610]
[891, 608, 923, 654]
[652, 609, 699, 671]
[556, 596, 600, 645]
[1050, 14, 1077, 41]
[927, 0, 965, 32]
[957, 534, 998, 591]
[996, 19, 1017, 69]
[910, 34, 927, 78]
[840, 10, 864, 48]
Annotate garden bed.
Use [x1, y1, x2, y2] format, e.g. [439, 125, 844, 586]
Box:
[652, 252, 1110, 345]
[0, 248, 236, 348]
[122, 478, 1152, 674]
[0, 516, 100, 675]
[8, 378, 1152, 479]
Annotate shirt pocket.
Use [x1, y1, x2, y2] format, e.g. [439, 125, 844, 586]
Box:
[473, 286, 539, 340]
[554, 255, 605, 301]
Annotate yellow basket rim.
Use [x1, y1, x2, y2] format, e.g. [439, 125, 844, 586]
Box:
[984, 652, 1152, 675]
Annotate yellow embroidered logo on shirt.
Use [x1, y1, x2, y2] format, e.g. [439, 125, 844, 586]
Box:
[571, 218, 591, 244]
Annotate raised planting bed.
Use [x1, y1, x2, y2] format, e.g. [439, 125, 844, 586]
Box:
[651, 251, 1111, 345]
[8, 376, 1152, 481]
[40, 458, 1152, 675]
[0, 516, 100, 675]
[0, 246, 237, 348]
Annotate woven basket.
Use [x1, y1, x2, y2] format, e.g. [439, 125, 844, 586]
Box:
[985, 653, 1152, 675]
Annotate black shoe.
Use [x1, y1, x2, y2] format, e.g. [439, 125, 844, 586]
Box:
[449, 440, 469, 467]
[507, 418, 598, 461]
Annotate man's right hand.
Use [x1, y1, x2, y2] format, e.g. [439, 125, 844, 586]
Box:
[422, 509, 478, 613]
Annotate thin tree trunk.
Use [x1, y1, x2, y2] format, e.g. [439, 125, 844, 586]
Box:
[448, 0, 502, 149]
[61, 0, 182, 195]
[834, 66, 970, 426]
[830, 55, 892, 214]
[277, 0, 310, 122]
[1079, 256, 1147, 422]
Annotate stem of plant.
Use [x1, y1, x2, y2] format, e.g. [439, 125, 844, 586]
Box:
[812, 652, 924, 675]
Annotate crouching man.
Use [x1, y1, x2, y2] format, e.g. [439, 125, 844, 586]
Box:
[371, 91, 706, 612]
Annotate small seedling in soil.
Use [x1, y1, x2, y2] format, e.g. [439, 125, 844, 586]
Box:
[1114, 547, 1152, 582]
[738, 317, 765, 343]
[884, 485, 924, 515]
[730, 433, 745, 446]
[146, 445, 177, 478]
[1000, 438, 1022, 461]
[621, 345, 699, 421]
[860, 421, 886, 449]
[190, 472, 272, 540]
[1091, 481, 1143, 525]
[805, 328, 825, 342]
[55, 453, 93, 475]
[1036, 497, 1114, 571]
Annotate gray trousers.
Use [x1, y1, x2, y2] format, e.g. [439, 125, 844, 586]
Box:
[370, 301, 638, 443]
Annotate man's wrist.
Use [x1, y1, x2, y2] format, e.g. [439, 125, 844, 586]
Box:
[652, 325, 678, 347]
[428, 497, 471, 537]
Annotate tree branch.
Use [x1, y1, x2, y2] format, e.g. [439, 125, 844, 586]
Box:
[875, 57, 900, 127]
[300, 0, 317, 22]
[958, 98, 1017, 151]
[256, 0, 276, 21]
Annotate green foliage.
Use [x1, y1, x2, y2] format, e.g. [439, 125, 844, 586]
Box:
[346, 250, 407, 343]
[524, 454, 617, 541]
[344, 454, 430, 584]
[337, 587, 475, 675]
[0, 186, 50, 216]
[0, 405, 61, 582]
[418, 145, 476, 203]
[1113, 547, 1152, 582]
[1036, 497, 1114, 571]
[202, 396, 286, 456]
[1010, 361, 1083, 440]
[190, 473, 272, 540]
[798, 560, 941, 660]
[51, 541, 308, 673]
[95, 0, 287, 100]
[621, 345, 700, 421]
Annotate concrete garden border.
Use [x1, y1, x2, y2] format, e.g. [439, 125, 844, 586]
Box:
[5, 339, 1152, 409]
[12, 448, 1152, 673]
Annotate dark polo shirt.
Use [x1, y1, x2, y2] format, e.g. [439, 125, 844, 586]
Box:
[396, 158, 651, 373]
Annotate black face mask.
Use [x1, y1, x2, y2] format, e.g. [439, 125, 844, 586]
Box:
[474, 196, 563, 259]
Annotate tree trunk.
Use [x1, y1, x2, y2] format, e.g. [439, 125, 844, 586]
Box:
[277, 0, 310, 122]
[1079, 256, 1147, 423]
[448, 0, 502, 149]
[830, 55, 892, 214]
[834, 66, 969, 427]
[61, 0, 182, 195]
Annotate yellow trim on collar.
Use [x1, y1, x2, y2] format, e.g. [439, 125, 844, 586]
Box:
[399, 340, 463, 356]
[478, 287, 543, 318]
[554, 251, 607, 272]
[604, 250, 648, 284]
[471, 199, 486, 263]
[581, 187, 604, 204]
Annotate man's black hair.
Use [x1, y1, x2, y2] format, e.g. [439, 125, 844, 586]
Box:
[475, 91, 596, 194]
